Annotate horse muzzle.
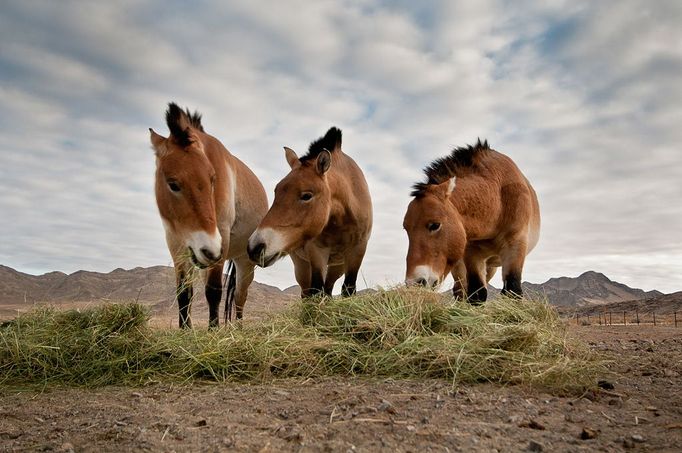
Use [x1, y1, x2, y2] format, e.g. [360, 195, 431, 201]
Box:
[247, 227, 287, 267]
[190, 246, 222, 269]
[406, 265, 441, 289]
[247, 241, 281, 268]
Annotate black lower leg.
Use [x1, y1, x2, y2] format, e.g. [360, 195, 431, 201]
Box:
[467, 273, 487, 305]
[341, 271, 358, 297]
[205, 276, 222, 328]
[303, 269, 325, 298]
[502, 271, 523, 298]
[177, 274, 193, 329]
[452, 281, 465, 300]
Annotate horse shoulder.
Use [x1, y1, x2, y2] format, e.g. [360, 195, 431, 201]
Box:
[451, 176, 501, 240]
[334, 155, 372, 224]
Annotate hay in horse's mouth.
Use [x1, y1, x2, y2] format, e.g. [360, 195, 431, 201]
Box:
[258, 252, 285, 268]
[189, 248, 209, 269]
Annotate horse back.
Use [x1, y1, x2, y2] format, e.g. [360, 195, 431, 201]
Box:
[453, 149, 539, 244]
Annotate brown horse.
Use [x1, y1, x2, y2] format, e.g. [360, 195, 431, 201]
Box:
[247, 127, 372, 297]
[150, 103, 268, 327]
[403, 139, 540, 303]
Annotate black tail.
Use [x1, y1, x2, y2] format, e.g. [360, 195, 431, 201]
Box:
[224, 260, 237, 323]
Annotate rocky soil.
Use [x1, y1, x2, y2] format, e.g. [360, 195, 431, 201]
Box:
[1, 325, 681, 452]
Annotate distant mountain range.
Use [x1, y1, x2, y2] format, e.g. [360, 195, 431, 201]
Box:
[0, 265, 674, 318]
[517, 270, 663, 307]
[0, 265, 297, 320]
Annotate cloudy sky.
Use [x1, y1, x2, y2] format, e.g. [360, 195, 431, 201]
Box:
[1, 0, 680, 293]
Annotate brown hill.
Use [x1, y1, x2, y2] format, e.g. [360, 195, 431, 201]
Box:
[1, 266, 672, 319]
[483, 271, 662, 308]
[0, 265, 295, 321]
[563, 291, 682, 318]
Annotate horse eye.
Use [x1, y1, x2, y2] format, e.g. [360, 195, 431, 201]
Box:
[428, 222, 441, 232]
[300, 192, 313, 201]
[168, 181, 181, 193]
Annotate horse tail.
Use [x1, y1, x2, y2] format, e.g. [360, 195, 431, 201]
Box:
[223, 260, 237, 323]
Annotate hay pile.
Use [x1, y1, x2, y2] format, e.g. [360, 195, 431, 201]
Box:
[0, 288, 602, 393]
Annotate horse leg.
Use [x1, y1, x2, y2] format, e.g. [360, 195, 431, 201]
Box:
[500, 241, 527, 298]
[302, 246, 329, 298]
[486, 264, 498, 284]
[290, 253, 312, 298]
[341, 244, 368, 297]
[451, 260, 467, 300]
[233, 258, 256, 320]
[464, 252, 487, 305]
[324, 263, 345, 296]
[174, 263, 194, 329]
[204, 262, 224, 328]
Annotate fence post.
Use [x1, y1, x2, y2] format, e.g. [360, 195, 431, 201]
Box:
[609, 312, 612, 326]
[653, 312, 656, 326]
[598, 313, 602, 326]
[623, 311, 626, 326]
[587, 314, 591, 325]
[576, 314, 579, 325]
[675, 311, 678, 328]
[636, 309, 639, 325]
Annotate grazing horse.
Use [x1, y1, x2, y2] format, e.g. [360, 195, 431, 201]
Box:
[247, 127, 372, 297]
[403, 139, 540, 303]
[150, 103, 268, 327]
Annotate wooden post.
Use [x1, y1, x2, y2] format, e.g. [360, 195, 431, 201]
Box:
[623, 311, 626, 326]
[598, 313, 602, 326]
[576, 314, 579, 325]
[609, 312, 612, 325]
[675, 311, 678, 328]
[653, 312, 656, 326]
[587, 314, 590, 325]
[636, 309, 639, 325]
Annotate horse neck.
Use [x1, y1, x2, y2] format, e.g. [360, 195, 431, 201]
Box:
[326, 154, 360, 213]
[449, 179, 497, 241]
[201, 135, 236, 221]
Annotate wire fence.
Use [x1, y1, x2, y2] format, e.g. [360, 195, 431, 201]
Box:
[573, 310, 679, 327]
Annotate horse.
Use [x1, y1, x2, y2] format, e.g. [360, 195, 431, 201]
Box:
[247, 127, 372, 297]
[403, 139, 540, 303]
[149, 103, 268, 327]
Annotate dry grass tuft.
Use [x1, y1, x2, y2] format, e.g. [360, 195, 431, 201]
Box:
[0, 288, 602, 393]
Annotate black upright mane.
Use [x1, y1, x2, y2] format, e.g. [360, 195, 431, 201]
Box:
[165, 102, 204, 147]
[300, 127, 342, 163]
[411, 138, 490, 197]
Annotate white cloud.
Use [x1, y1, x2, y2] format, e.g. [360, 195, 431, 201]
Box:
[0, 0, 680, 294]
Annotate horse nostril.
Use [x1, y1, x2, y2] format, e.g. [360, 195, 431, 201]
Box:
[248, 242, 266, 262]
[416, 278, 428, 287]
[200, 247, 219, 262]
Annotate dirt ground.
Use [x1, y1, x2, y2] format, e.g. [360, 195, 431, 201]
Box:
[1, 325, 681, 452]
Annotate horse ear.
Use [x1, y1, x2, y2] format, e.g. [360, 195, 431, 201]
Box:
[446, 176, 456, 195]
[316, 149, 332, 175]
[284, 147, 301, 169]
[436, 176, 456, 198]
[149, 128, 166, 155]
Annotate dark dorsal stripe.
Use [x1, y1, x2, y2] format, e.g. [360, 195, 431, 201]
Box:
[165, 102, 204, 147]
[411, 138, 490, 197]
[300, 127, 342, 163]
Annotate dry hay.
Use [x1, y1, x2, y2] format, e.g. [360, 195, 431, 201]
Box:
[0, 288, 603, 394]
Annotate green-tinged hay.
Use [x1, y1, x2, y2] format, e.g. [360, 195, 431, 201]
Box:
[0, 303, 151, 385]
[0, 289, 603, 393]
